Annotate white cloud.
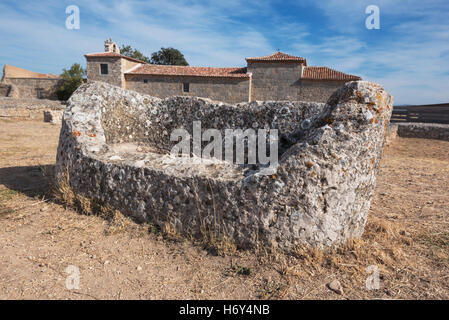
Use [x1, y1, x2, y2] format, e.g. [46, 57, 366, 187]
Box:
[288, 1, 449, 104]
[0, 0, 280, 71]
[0, 0, 448, 104]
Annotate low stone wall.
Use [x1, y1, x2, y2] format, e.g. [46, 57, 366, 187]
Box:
[56, 80, 393, 250]
[0, 97, 65, 120]
[396, 123, 449, 141]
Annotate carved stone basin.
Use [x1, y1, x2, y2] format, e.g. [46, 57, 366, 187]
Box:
[56, 80, 393, 250]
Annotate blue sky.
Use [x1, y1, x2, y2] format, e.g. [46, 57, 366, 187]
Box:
[1, 0, 448, 104]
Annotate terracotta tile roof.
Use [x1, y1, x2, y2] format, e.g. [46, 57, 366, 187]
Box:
[3, 64, 60, 79]
[303, 66, 361, 81]
[126, 64, 250, 78]
[84, 52, 147, 64]
[246, 51, 306, 64]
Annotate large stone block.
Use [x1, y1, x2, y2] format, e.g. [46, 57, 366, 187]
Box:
[55, 80, 393, 250]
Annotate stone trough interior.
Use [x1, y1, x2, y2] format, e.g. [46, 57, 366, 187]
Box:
[96, 90, 331, 180]
[56, 80, 393, 250]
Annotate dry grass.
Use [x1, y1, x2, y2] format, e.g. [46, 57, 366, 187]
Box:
[0, 120, 448, 299]
[52, 169, 237, 255]
[52, 169, 140, 236]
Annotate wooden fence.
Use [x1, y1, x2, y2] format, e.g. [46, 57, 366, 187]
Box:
[391, 103, 449, 124]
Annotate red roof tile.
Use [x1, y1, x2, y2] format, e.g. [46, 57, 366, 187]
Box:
[3, 64, 60, 79]
[303, 66, 361, 81]
[246, 52, 306, 63]
[126, 64, 250, 78]
[84, 52, 147, 64]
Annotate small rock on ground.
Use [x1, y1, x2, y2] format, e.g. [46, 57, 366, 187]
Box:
[327, 279, 344, 295]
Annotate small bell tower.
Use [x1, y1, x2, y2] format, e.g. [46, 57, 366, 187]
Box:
[104, 38, 120, 54]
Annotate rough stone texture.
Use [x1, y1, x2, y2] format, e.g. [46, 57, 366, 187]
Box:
[1, 64, 63, 99]
[247, 61, 303, 101]
[0, 83, 19, 98]
[86, 56, 140, 89]
[0, 83, 10, 97]
[87, 52, 353, 104]
[125, 74, 250, 104]
[124, 65, 347, 104]
[55, 80, 393, 250]
[2, 78, 63, 100]
[86, 57, 124, 88]
[0, 97, 65, 119]
[298, 80, 347, 103]
[44, 110, 64, 124]
[8, 84, 19, 98]
[397, 123, 449, 141]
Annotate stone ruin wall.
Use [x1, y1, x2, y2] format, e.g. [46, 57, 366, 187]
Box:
[0, 97, 65, 120]
[0, 83, 19, 98]
[387, 123, 449, 142]
[56, 80, 393, 251]
[1, 78, 63, 100]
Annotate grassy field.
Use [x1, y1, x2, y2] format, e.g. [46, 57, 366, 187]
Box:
[0, 118, 448, 299]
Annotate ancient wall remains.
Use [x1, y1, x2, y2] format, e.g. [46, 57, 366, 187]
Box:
[397, 123, 449, 141]
[4, 78, 64, 100]
[1, 64, 63, 99]
[0, 97, 65, 119]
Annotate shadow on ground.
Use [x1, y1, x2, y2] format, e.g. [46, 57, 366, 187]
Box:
[0, 164, 55, 199]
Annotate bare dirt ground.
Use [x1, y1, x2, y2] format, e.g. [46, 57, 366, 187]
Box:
[0, 119, 448, 300]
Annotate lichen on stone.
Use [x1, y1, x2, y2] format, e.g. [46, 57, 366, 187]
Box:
[55, 80, 393, 250]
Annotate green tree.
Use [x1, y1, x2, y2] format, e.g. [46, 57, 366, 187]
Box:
[56, 63, 86, 101]
[150, 47, 189, 66]
[119, 45, 151, 63]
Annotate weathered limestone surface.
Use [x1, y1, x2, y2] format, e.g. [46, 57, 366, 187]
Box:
[56, 81, 393, 250]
